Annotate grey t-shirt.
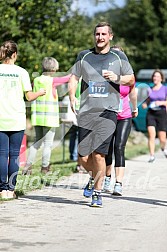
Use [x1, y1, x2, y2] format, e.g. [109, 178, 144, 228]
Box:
[72, 47, 134, 114]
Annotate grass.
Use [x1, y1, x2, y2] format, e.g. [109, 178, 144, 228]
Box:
[125, 131, 160, 160]
[125, 143, 149, 160]
[13, 144, 77, 197]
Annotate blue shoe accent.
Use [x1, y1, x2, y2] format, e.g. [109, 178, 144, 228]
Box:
[83, 178, 94, 198]
[91, 193, 102, 207]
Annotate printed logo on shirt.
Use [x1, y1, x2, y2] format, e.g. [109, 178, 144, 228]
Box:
[0, 73, 19, 77]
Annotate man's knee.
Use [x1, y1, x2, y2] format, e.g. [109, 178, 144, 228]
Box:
[80, 155, 89, 164]
[93, 151, 105, 161]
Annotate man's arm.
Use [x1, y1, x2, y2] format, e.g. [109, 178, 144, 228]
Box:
[117, 74, 135, 86]
[107, 50, 135, 85]
[103, 71, 135, 86]
[68, 74, 80, 114]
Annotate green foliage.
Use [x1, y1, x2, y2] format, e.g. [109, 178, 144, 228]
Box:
[93, 0, 167, 73]
[15, 145, 77, 195]
[0, 0, 93, 79]
[125, 142, 148, 160]
[112, 0, 167, 72]
[1, 0, 167, 83]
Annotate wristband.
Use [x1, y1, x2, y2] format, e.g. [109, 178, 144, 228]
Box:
[132, 108, 138, 113]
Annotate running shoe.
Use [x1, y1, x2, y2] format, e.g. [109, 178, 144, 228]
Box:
[163, 149, 167, 158]
[83, 177, 94, 197]
[103, 176, 112, 192]
[112, 182, 122, 196]
[148, 156, 155, 163]
[91, 192, 102, 207]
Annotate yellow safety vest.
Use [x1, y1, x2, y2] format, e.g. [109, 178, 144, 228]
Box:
[31, 75, 59, 127]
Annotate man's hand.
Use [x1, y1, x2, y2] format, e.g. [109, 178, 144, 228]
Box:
[102, 70, 118, 82]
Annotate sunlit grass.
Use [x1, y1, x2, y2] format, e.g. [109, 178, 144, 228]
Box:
[125, 143, 148, 159]
[15, 145, 77, 196]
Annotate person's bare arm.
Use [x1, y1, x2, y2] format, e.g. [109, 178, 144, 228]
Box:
[53, 74, 71, 87]
[119, 74, 135, 86]
[155, 100, 167, 106]
[25, 89, 46, 101]
[103, 71, 135, 86]
[142, 97, 150, 109]
[129, 85, 138, 118]
[68, 74, 80, 114]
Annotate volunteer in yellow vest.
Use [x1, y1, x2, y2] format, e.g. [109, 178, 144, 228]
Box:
[22, 57, 70, 175]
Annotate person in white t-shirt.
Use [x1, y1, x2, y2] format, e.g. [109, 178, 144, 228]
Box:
[0, 40, 46, 199]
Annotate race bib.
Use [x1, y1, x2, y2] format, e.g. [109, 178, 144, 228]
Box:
[88, 81, 109, 97]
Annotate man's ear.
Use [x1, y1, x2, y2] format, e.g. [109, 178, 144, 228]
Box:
[109, 35, 113, 41]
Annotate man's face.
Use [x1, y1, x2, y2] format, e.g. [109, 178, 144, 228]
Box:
[94, 26, 113, 49]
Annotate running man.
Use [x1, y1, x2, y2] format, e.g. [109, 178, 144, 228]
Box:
[68, 22, 135, 207]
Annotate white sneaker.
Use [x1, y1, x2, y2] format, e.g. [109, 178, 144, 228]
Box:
[163, 149, 167, 158]
[103, 176, 112, 192]
[113, 182, 122, 196]
[148, 156, 155, 163]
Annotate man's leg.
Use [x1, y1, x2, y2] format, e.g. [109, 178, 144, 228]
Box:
[80, 154, 93, 175]
[80, 154, 95, 198]
[88, 151, 105, 207]
[92, 151, 106, 190]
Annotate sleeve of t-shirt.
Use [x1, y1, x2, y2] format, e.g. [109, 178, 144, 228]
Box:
[165, 85, 167, 97]
[119, 51, 134, 76]
[21, 68, 32, 91]
[71, 52, 83, 78]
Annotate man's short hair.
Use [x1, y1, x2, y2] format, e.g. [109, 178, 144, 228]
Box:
[94, 22, 113, 35]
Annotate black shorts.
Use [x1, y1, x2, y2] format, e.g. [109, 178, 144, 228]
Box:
[78, 110, 117, 156]
[146, 109, 167, 131]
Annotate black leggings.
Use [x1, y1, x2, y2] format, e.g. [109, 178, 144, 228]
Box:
[105, 118, 132, 167]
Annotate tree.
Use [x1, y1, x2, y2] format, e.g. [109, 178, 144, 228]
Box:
[0, 0, 93, 78]
[113, 0, 167, 72]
